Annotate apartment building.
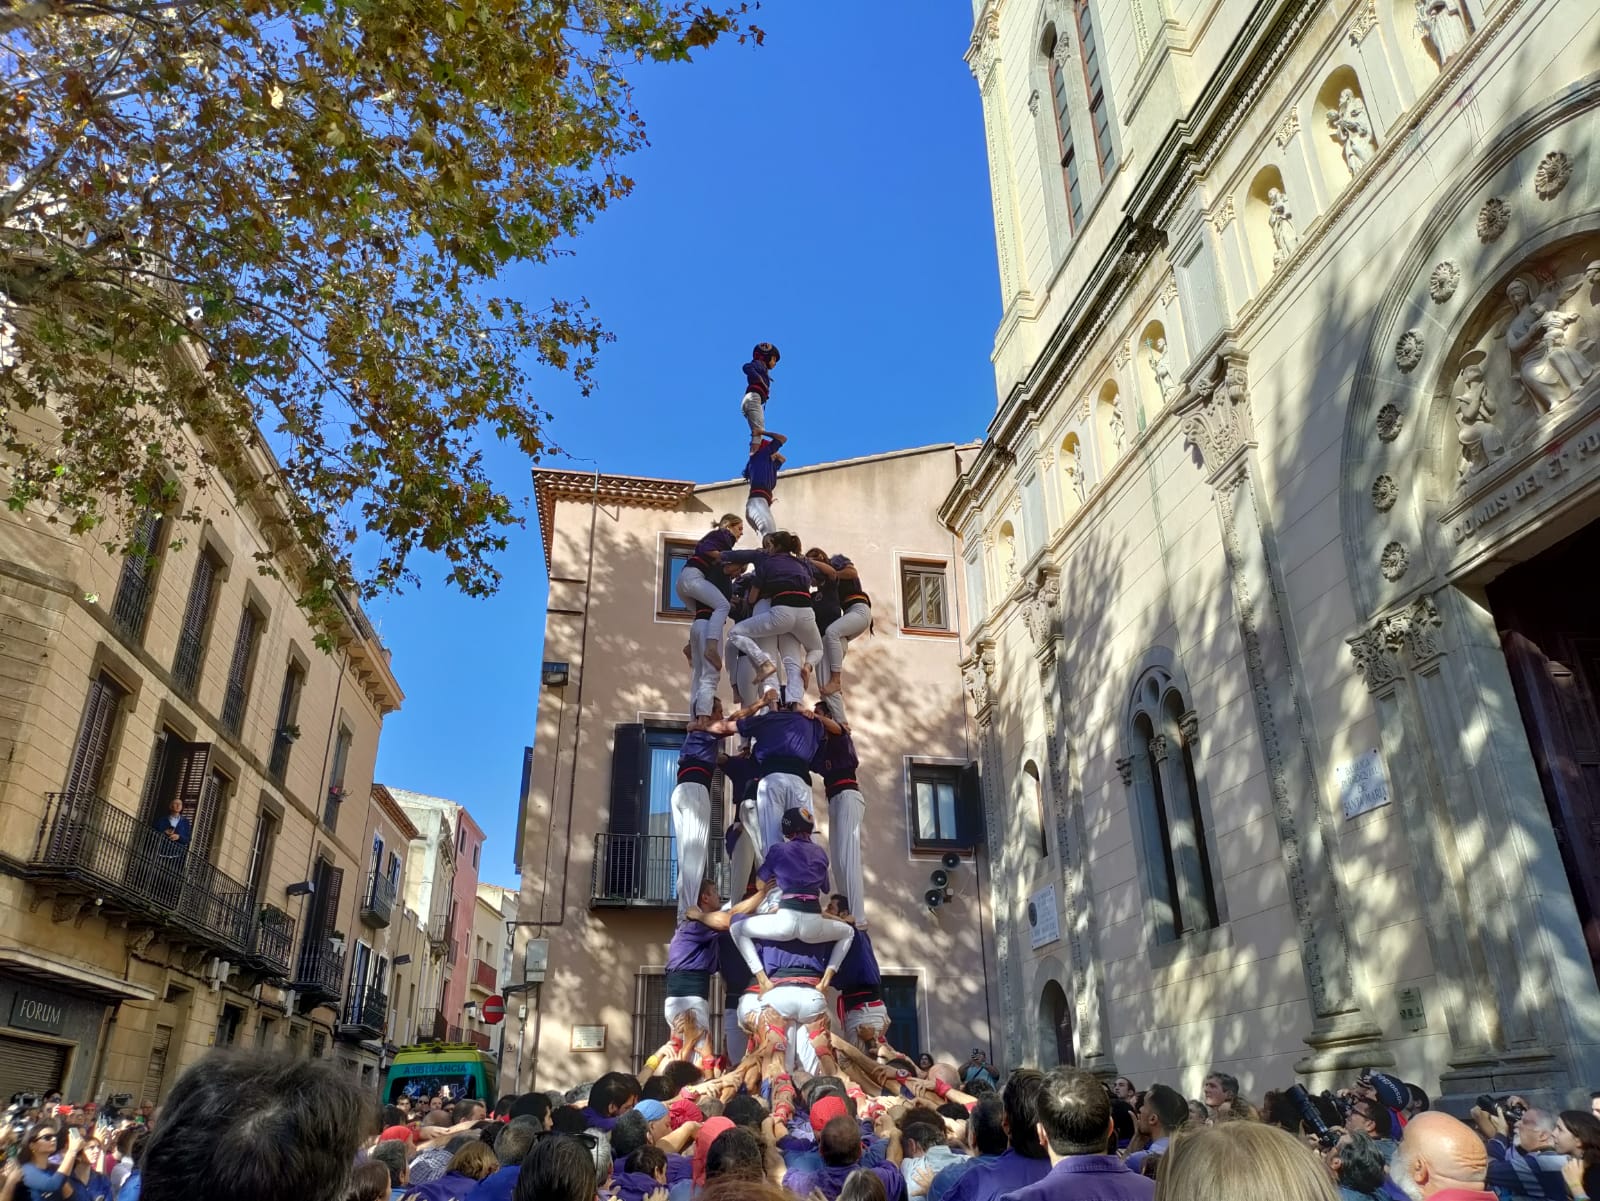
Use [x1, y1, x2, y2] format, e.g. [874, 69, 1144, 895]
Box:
[467, 883, 517, 1059]
[512, 446, 992, 1088]
[0, 423, 402, 1101]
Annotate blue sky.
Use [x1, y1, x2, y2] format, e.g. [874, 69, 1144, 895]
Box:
[370, 0, 1001, 889]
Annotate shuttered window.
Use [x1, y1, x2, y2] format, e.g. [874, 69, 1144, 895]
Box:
[111, 511, 163, 642]
[0, 1035, 69, 1100]
[65, 673, 126, 797]
[1075, 0, 1115, 176]
[324, 727, 353, 830]
[220, 606, 261, 735]
[144, 1024, 173, 1102]
[137, 731, 216, 846]
[267, 663, 305, 780]
[172, 551, 221, 696]
[632, 973, 724, 1071]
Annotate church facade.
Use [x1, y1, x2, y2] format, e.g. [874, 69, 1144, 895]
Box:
[949, 0, 1600, 1101]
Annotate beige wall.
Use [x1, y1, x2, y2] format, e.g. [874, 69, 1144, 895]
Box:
[514, 445, 998, 1089]
[957, 0, 1600, 1103]
[0, 420, 402, 1100]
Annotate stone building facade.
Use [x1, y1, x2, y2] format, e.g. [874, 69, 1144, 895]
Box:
[512, 447, 995, 1088]
[0, 419, 404, 1101]
[950, 0, 1600, 1101]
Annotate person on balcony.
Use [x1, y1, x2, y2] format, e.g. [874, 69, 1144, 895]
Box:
[151, 797, 192, 908]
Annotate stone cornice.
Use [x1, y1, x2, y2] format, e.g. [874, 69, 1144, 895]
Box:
[532, 469, 697, 573]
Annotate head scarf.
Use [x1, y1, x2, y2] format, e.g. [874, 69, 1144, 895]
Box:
[692, 1116, 735, 1186]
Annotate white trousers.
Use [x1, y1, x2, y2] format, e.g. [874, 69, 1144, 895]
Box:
[843, 1001, 890, 1041]
[828, 789, 866, 928]
[746, 494, 775, 537]
[752, 773, 810, 862]
[741, 391, 766, 438]
[670, 780, 711, 917]
[728, 816, 756, 900]
[730, 646, 761, 711]
[736, 990, 763, 1033]
[732, 910, 855, 976]
[677, 566, 730, 644]
[727, 606, 821, 704]
[688, 618, 718, 718]
[824, 603, 871, 674]
[665, 995, 711, 1031]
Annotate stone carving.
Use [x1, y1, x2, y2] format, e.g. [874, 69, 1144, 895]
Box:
[1178, 709, 1199, 748]
[1408, 594, 1444, 661]
[1161, 277, 1179, 307]
[1535, 151, 1573, 201]
[1108, 399, 1127, 451]
[1274, 109, 1302, 149]
[1476, 197, 1511, 242]
[1415, 0, 1470, 65]
[1429, 261, 1461, 303]
[1453, 353, 1505, 482]
[1180, 363, 1253, 471]
[1115, 756, 1134, 786]
[1349, 594, 1446, 690]
[1208, 197, 1236, 233]
[1040, 449, 1057, 471]
[1145, 336, 1176, 397]
[1114, 342, 1131, 370]
[1380, 540, 1410, 581]
[1395, 330, 1425, 373]
[1503, 273, 1595, 414]
[1268, 187, 1300, 267]
[1065, 454, 1088, 505]
[1372, 474, 1399, 510]
[1028, 89, 1041, 117]
[962, 643, 998, 715]
[1348, 625, 1402, 692]
[1376, 403, 1404, 441]
[1327, 88, 1377, 176]
[1020, 569, 1061, 651]
[1349, 0, 1380, 43]
[1148, 733, 1170, 763]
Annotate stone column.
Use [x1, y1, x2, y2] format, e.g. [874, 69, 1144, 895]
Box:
[969, 13, 1029, 309]
[1020, 568, 1117, 1075]
[963, 640, 1021, 1065]
[1178, 350, 1390, 1082]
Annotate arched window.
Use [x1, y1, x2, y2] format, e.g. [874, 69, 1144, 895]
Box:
[1039, 980, 1074, 1066]
[1025, 762, 1048, 857]
[1124, 664, 1220, 943]
[1074, 0, 1115, 177]
[1044, 27, 1084, 230]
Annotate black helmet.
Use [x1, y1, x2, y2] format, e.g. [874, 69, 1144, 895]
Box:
[753, 342, 780, 365]
[780, 806, 815, 836]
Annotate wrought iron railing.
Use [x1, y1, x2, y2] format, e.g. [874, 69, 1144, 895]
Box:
[249, 905, 295, 978]
[31, 792, 255, 955]
[360, 870, 396, 927]
[590, 833, 727, 908]
[292, 937, 345, 1003]
[341, 985, 388, 1036]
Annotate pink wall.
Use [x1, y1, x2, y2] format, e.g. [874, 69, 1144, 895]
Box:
[439, 806, 485, 1024]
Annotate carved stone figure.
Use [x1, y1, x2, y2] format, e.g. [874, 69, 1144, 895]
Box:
[1504, 274, 1594, 413]
[1267, 187, 1299, 266]
[1453, 354, 1504, 482]
[1108, 400, 1126, 451]
[1326, 88, 1376, 176]
[1415, 0, 1469, 65]
[1145, 336, 1175, 396]
[1064, 454, 1087, 506]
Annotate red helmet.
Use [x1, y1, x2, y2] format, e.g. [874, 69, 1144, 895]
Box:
[753, 342, 780, 365]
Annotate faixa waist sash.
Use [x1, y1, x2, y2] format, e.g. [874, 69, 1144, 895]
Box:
[769, 590, 812, 608]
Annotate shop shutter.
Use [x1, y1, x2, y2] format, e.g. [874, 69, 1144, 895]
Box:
[0, 1035, 69, 1099]
[143, 1024, 173, 1102]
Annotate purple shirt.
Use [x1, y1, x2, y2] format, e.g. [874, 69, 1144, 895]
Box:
[785, 1161, 906, 1201]
[722, 753, 762, 802]
[690, 527, 736, 568]
[678, 729, 720, 785]
[947, 1150, 1052, 1201]
[817, 728, 859, 791]
[719, 931, 754, 994]
[667, 917, 720, 974]
[759, 837, 831, 896]
[996, 1156, 1156, 1201]
[463, 1166, 518, 1201]
[581, 1106, 619, 1131]
[755, 553, 817, 602]
[759, 936, 826, 978]
[737, 710, 824, 772]
[835, 926, 881, 997]
[744, 439, 780, 496]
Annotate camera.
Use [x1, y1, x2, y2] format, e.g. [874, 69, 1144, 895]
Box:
[1475, 1094, 1526, 1124]
[1288, 1084, 1343, 1149]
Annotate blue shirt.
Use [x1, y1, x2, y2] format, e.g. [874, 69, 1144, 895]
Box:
[946, 1150, 1051, 1201]
[21, 1164, 72, 1201]
[930, 1154, 1004, 1201]
[719, 930, 754, 995]
[835, 926, 881, 997]
[117, 1172, 141, 1201]
[996, 1157, 1156, 1201]
[743, 358, 771, 399]
[463, 1164, 518, 1201]
[1121, 1138, 1167, 1176]
[743, 439, 780, 496]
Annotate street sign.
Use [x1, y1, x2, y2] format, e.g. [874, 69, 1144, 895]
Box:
[481, 994, 506, 1025]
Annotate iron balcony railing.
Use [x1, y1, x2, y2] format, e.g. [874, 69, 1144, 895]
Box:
[292, 937, 346, 1005]
[248, 905, 296, 979]
[467, 1028, 491, 1051]
[472, 957, 497, 992]
[590, 833, 727, 908]
[30, 791, 257, 958]
[416, 1007, 447, 1042]
[427, 907, 450, 949]
[339, 985, 388, 1038]
[360, 871, 396, 928]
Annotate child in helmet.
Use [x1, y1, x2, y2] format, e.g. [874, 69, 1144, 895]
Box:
[742, 342, 782, 453]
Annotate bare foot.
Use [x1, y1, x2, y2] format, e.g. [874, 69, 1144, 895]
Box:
[819, 674, 843, 696]
[755, 972, 774, 995]
[682, 643, 692, 663]
[753, 658, 777, 682]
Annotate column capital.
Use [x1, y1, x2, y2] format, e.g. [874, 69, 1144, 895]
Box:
[1020, 565, 1062, 665]
[1347, 593, 1446, 692]
[1178, 347, 1255, 484]
[962, 639, 1000, 723]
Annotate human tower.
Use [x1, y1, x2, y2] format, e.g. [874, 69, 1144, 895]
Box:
[640, 344, 968, 1120]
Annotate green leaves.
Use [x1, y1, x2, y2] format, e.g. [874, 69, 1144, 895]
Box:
[0, 0, 762, 637]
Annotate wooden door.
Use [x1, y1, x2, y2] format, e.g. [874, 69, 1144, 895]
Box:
[1491, 522, 1600, 978]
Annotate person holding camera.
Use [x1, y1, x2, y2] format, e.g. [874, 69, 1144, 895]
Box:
[18, 1119, 87, 1201]
[961, 1054, 997, 1092]
[1327, 1131, 1390, 1201]
[1472, 1098, 1568, 1201]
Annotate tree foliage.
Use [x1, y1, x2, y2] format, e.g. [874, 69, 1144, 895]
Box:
[0, 0, 758, 630]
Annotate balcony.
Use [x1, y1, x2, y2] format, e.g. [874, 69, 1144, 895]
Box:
[590, 833, 727, 908]
[427, 908, 450, 951]
[471, 958, 497, 993]
[467, 1028, 491, 1051]
[360, 871, 395, 928]
[337, 985, 388, 1041]
[292, 937, 346, 1009]
[246, 904, 297, 979]
[29, 792, 257, 959]
[412, 1009, 464, 1044]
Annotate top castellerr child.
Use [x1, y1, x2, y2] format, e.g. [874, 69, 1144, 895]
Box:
[741, 342, 781, 454]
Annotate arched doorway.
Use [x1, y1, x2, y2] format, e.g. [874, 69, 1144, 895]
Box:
[1038, 980, 1074, 1066]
